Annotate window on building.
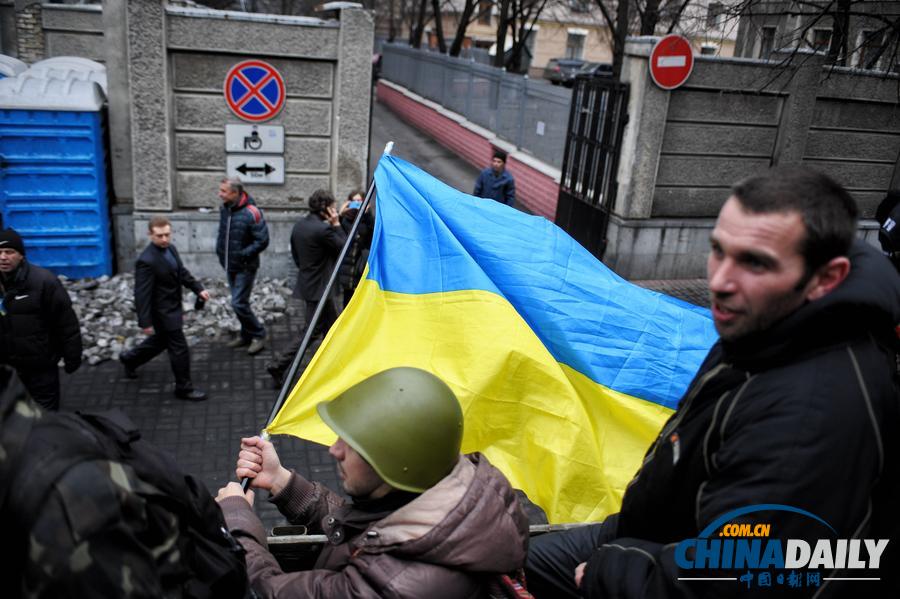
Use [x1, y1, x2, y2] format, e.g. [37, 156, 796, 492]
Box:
[569, 0, 590, 13]
[478, 0, 492, 25]
[700, 44, 717, 56]
[857, 30, 884, 69]
[706, 2, 725, 29]
[565, 32, 585, 60]
[759, 26, 776, 59]
[810, 28, 832, 52]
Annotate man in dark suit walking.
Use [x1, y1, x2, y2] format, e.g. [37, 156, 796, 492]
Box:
[266, 190, 347, 386]
[119, 217, 209, 401]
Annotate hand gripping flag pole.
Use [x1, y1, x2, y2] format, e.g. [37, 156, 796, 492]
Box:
[239, 141, 394, 492]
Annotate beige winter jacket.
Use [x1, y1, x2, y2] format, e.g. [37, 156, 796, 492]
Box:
[220, 452, 530, 598]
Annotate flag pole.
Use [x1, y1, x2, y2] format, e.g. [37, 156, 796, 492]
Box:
[239, 141, 394, 492]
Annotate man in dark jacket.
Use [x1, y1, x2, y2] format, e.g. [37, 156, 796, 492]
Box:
[474, 150, 516, 206]
[216, 367, 530, 598]
[526, 167, 900, 598]
[266, 189, 346, 386]
[119, 217, 209, 401]
[0, 228, 81, 410]
[216, 177, 269, 355]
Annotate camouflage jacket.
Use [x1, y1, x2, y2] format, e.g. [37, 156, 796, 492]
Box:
[0, 367, 248, 598]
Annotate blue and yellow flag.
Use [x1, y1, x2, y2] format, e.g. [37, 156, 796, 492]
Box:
[267, 155, 717, 523]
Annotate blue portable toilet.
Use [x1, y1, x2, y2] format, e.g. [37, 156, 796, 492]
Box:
[30, 57, 108, 92]
[0, 63, 113, 278]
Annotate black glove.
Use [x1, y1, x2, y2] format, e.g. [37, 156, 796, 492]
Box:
[64, 359, 81, 374]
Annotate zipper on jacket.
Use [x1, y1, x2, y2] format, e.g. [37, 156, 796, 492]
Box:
[626, 362, 731, 489]
[225, 211, 232, 272]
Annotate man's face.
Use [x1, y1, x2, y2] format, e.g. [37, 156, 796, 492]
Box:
[218, 182, 239, 204]
[491, 157, 505, 174]
[149, 225, 172, 249]
[0, 248, 23, 273]
[707, 197, 812, 341]
[329, 438, 389, 499]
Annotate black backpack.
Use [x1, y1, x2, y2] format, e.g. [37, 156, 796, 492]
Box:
[3, 403, 250, 598]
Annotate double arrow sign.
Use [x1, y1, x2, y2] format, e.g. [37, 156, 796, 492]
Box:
[225, 124, 285, 185]
[225, 154, 284, 185]
[235, 163, 277, 176]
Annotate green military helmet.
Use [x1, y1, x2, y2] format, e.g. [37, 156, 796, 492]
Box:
[317, 367, 464, 493]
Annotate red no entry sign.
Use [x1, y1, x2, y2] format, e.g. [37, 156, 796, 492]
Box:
[649, 35, 694, 90]
[224, 60, 286, 122]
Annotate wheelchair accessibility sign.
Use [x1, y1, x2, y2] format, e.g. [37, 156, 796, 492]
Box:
[224, 60, 285, 122]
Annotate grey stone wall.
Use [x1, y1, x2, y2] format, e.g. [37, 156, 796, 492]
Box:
[13, 0, 42, 63]
[127, 0, 173, 211]
[803, 68, 900, 214]
[42, 4, 104, 62]
[127, 210, 298, 279]
[0, 2, 104, 62]
[103, 0, 132, 205]
[107, 2, 373, 274]
[606, 39, 900, 279]
[159, 6, 371, 212]
[1, 1, 16, 56]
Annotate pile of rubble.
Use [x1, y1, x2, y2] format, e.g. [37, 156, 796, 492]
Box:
[63, 274, 295, 365]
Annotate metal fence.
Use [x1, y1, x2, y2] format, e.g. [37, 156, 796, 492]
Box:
[380, 43, 572, 169]
[556, 76, 630, 259]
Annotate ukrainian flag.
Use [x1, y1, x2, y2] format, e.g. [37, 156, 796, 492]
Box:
[267, 155, 717, 523]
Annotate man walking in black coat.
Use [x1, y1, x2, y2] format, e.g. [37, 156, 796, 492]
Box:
[0, 228, 82, 410]
[266, 189, 347, 386]
[119, 217, 209, 401]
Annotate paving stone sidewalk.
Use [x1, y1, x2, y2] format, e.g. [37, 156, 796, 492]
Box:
[60, 279, 709, 531]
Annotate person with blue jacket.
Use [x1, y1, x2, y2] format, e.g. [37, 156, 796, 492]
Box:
[216, 177, 269, 355]
[474, 150, 516, 206]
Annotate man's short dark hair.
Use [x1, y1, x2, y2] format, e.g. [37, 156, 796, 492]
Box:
[492, 150, 507, 163]
[148, 216, 171, 232]
[731, 166, 858, 275]
[309, 189, 336, 213]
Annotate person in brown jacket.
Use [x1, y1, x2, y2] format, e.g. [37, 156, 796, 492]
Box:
[216, 367, 530, 598]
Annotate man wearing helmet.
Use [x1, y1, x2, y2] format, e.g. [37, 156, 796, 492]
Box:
[215, 367, 530, 598]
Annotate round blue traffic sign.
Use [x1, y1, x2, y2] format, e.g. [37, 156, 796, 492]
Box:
[224, 60, 286, 122]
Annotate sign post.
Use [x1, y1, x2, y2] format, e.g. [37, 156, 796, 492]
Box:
[649, 35, 695, 90]
[223, 61, 287, 185]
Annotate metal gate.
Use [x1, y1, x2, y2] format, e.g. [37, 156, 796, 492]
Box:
[554, 75, 629, 260]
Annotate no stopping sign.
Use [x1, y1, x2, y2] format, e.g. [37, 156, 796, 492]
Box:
[224, 60, 286, 122]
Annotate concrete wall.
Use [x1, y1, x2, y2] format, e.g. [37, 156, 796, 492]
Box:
[166, 15, 337, 209]
[127, 210, 299, 280]
[42, 3, 104, 62]
[107, 2, 373, 276]
[804, 69, 900, 211]
[605, 39, 898, 279]
[0, 1, 15, 56]
[0, 2, 104, 63]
